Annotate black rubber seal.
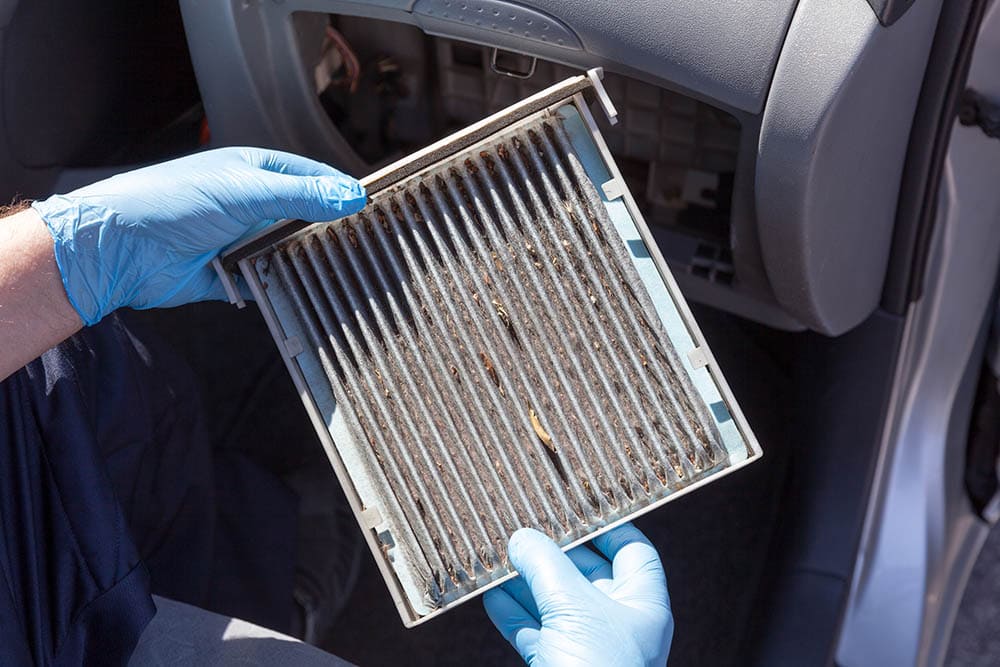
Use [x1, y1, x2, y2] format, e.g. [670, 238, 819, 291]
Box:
[880, 0, 990, 313]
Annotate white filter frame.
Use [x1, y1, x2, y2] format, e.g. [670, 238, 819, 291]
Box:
[227, 72, 761, 627]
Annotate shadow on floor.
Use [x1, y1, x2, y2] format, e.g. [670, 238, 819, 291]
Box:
[135, 301, 794, 666]
[946, 525, 1000, 666]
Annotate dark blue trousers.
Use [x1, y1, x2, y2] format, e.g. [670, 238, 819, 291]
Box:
[0, 313, 296, 665]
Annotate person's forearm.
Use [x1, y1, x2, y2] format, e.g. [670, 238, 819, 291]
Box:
[0, 207, 82, 381]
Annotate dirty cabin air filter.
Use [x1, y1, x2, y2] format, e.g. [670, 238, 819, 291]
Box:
[220, 71, 760, 627]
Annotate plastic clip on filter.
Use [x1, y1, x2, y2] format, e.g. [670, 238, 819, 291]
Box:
[226, 75, 760, 626]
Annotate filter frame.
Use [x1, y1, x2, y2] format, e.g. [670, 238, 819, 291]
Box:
[224, 74, 761, 627]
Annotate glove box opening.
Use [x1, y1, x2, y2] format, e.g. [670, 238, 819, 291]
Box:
[293, 12, 745, 306]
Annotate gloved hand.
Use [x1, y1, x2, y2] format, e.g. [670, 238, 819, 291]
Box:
[32, 147, 366, 326]
[484, 523, 672, 667]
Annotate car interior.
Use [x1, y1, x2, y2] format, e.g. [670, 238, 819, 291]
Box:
[1, 0, 998, 664]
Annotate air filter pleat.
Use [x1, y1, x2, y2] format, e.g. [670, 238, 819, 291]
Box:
[413, 186, 634, 517]
[259, 111, 732, 607]
[499, 141, 699, 484]
[357, 212, 575, 536]
[546, 122, 726, 466]
[312, 229, 508, 549]
[458, 164, 649, 496]
[508, 137, 704, 482]
[315, 226, 522, 560]
[269, 250, 450, 602]
[511, 127, 723, 475]
[437, 176, 656, 510]
[381, 199, 586, 531]
[302, 242, 494, 577]
[391, 198, 595, 521]
[278, 247, 472, 583]
[472, 150, 679, 491]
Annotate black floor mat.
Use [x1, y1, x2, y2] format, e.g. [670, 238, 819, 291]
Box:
[946, 525, 1000, 666]
[133, 301, 794, 666]
[133, 302, 322, 474]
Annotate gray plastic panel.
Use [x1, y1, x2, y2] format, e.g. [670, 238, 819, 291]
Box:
[177, 0, 806, 330]
[412, 0, 581, 50]
[868, 0, 920, 26]
[180, 0, 798, 145]
[755, 0, 943, 335]
[415, 0, 797, 113]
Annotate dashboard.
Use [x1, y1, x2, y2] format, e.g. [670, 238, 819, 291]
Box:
[179, 0, 945, 335]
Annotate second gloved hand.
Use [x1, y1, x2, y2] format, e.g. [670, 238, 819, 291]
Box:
[32, 147, 367, 326]
[484, 523, 673, 666]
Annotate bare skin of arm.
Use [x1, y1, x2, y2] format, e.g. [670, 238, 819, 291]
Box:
[0, 207, 82, 381]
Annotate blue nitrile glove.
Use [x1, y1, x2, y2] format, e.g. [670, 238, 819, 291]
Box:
[484, 523, 672, 667]
[32, 147, 367, 326]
